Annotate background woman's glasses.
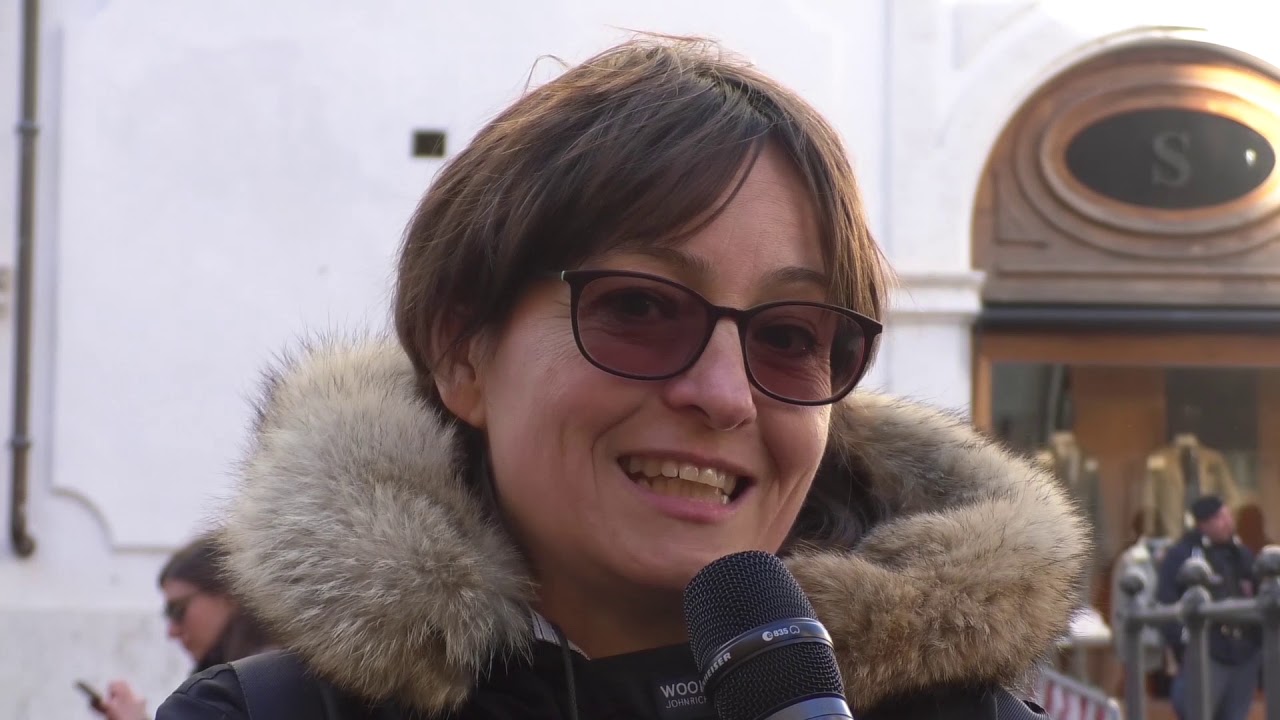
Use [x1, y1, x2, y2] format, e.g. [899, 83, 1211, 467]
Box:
[164, 594, 196, 624]
[558, 270, 882, 406]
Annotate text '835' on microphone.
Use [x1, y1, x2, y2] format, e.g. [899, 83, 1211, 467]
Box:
[683, 551, 853, 720]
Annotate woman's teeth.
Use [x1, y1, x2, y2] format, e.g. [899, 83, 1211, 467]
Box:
[623, 456, 739, 505]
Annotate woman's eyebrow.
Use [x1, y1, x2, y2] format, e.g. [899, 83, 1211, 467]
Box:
[608, 245, 829, 290]
[763, 264, 828, 290]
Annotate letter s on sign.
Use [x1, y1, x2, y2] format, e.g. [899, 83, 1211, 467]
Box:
[1151, 130, 1192, 188]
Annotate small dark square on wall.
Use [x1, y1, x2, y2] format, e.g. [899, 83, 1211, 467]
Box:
[412, 130, 447, 158]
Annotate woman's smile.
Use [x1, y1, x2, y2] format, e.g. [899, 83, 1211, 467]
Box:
[617, 452, 757, 523]
[621, 454, 742, 505]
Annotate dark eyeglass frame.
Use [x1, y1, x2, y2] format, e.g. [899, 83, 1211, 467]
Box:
[556, 269, 883, 406]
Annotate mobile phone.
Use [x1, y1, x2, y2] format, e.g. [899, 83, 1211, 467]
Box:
[75, 680, 106, 713]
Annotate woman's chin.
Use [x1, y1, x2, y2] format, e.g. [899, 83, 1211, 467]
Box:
[610, 541, 740, 593]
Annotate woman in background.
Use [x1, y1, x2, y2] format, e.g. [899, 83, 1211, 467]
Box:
[100, 533, 273, 720]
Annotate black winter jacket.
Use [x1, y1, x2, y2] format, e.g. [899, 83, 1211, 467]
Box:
[159, 643, 1048, 720]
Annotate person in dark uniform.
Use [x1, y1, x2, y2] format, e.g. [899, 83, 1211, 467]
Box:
[1158, 495, 1261, 720]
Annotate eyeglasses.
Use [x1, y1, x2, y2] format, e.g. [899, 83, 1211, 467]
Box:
[558, 270, 882, 406]
[164, 594, 198, 624]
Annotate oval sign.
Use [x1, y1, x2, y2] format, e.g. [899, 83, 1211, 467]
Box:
[1064, 108, 1275, 210]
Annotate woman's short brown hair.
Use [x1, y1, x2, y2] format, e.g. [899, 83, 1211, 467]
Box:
[393, 36, 890, 550]
[395, 35, 888, 395]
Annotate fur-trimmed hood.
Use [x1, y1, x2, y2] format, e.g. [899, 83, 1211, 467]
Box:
[220, 340, 1089, 714]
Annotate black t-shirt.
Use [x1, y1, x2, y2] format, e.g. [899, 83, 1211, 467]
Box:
[157, 641, 1046, 720]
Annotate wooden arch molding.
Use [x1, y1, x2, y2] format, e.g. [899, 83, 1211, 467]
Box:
[973, 43, 1280, 307]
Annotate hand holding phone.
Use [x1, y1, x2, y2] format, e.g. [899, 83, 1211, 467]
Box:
[77, 679, 147, 719]
[75, 680, 106, 713]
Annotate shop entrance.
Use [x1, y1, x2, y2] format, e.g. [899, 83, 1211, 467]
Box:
[971, 40, 1280, 709]
[974, 332, 1280, 597]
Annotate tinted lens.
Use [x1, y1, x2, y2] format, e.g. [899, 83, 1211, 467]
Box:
[164, 597, 189, 624]
[575, 274, 709, 378]
[744, 304, 867, 403]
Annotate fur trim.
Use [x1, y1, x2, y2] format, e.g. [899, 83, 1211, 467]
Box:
[222, 342, 533, 712]
[220, 339, 1089, 714]
[788, 394, 1089, 710]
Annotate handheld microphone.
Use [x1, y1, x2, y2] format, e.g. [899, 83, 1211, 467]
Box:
[683, 550, 853, 720]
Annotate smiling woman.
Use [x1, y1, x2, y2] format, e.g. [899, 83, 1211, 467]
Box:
[156, 35, 1089, 720]
[435, 144, 855, 645]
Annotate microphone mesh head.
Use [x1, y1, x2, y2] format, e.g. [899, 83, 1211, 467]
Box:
[683, 551, 846, 720]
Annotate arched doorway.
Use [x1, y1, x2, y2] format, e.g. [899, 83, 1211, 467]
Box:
[970, 40, 1280, 698]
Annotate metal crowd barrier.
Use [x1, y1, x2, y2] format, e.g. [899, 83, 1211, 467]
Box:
[1118, 545, 1280, 720]
[1037, 666, 1123, 720]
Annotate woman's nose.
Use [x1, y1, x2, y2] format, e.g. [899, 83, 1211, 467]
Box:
[662, 321, 757, 431]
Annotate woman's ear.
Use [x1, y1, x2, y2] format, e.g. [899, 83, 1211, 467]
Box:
[432, 320, 488, 430]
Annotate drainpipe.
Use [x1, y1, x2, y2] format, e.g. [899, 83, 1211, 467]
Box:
[10, 0, 40, 557]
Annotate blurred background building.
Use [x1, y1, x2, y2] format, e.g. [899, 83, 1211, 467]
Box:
[2, 1, 1277, 717]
